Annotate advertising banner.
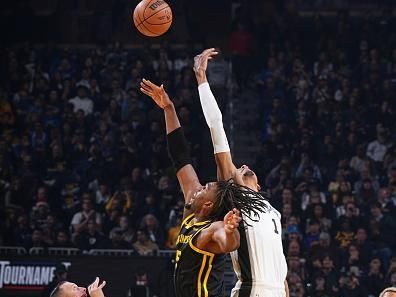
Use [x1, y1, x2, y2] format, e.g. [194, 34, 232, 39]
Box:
[0, 256, 174, 297]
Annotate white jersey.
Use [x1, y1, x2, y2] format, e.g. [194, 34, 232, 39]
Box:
[230, 200, 288, 297]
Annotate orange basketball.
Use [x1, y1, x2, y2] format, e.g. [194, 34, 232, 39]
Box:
[133, 0, 173, 37]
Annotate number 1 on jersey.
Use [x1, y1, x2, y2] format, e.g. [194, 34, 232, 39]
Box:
[272, 218, 279, 234]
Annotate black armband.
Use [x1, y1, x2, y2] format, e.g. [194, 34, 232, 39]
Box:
[167, 127, 192, 172]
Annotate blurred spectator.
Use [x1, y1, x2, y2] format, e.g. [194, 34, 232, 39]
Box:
[132, 229, 159, 256]
[165, 216, 182, 249]
[105, 191, 132, 215]
[68, 86, 94, 115]
[109, 227, 130, 249]
[139, 214, 165, 247]
[126, 267, 154, 297]
[53, 230, 73, 248]
[229, 21, 256, 88]
[363, 257, 385, 297]
[110, 215, 135, 243]
[310, 232, 338, 264]
[74, 219, 109, 252]
[70, 196, 102, 236]
[24, 228, 47, 250]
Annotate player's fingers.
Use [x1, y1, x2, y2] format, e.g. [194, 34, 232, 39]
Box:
[94, 277, 99, 287]
[140, 81, 154, 91]
[207, 51, 218, 57]
[203, 48, 216, 55]
[142, 78, 158, 88]
[140, 82, 153, 92]
[98, 280, 106, 289]
[140, 88, 153, 97]
[224, 210, 232, 220]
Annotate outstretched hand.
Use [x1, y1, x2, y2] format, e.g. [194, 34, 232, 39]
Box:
[88, 277, 106, 297]
[223, 208, 241, 234]
[140, 79, 172, 109]
[193, 48, 218, 73]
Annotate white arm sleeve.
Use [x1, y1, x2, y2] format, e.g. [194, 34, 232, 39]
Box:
[198, 82, 230, 154]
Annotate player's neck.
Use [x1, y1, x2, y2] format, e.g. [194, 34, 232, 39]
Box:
[194, 212, 209, 222]
[246, 184, 259, 192]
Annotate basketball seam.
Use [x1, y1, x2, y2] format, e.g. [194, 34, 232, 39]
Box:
[144, 17, 172, 26]
[135, 4, 170, 28]
[143, 1, 168, 20]
[135, 8, 156, 36]
[138, 16, 158, 36]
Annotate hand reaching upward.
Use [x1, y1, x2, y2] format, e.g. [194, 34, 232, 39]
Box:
[193, 48, 218, 73]
[140, 79, 172, 109]
[87, 277, 106, 297]
[223, 208, 242, 234]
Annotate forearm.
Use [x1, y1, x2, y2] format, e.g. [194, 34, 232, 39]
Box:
[164, 103, 181, 134]
[195, 69, 207, 85]
[74, 220, 87, 233]
[213, 228, 240, 253]
[197, 82, 230, 153]
[285, 280, 289, 297]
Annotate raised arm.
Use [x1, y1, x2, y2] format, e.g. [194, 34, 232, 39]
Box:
[140, 79, 201, 207]
[195, 208, 241, 254]
[194, 49, 237, 181]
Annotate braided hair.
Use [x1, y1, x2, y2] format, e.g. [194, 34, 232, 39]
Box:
[208, 180, 270, 226]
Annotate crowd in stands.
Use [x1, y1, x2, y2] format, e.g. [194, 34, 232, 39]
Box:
[1, 7, 396, 297]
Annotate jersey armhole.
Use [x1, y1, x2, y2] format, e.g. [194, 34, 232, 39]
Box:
[189, 224, 215, 257]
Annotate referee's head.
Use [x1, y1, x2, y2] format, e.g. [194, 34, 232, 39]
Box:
[379, 287, 396, 297]
[50, 281, 87, 297]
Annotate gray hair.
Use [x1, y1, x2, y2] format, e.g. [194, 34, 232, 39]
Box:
[379, 287, 396, 297]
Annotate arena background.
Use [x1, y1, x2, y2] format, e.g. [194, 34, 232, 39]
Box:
[1, 0, 396, 297]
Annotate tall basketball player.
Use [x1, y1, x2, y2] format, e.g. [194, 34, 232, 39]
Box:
[194, 49, 289, 297]
[140, 78, 270, 297]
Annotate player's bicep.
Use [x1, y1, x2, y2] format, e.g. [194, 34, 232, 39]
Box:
[176, 164, 201, 203]
[194, 223, 219, 249]
[215, 152, 237, 181]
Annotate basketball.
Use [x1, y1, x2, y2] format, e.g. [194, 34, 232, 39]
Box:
[133, 0, 173, 37]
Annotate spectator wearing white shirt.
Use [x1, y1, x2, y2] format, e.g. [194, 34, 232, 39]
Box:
[68, 86, 94, 115]
[70, 195, 102, 236]
[367, 130, 393, 164]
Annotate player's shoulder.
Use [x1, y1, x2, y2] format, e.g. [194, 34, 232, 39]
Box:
[262, 200, 282, 219]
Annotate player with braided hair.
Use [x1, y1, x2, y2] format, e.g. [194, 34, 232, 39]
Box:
[194, 48, 289, 297]
[140, 79, 269, 297]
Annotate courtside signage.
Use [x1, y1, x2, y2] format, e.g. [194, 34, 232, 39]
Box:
[0, 260, 71, 290]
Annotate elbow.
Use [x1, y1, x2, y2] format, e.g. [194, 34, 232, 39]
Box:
[232, 240, 240, 251]
[224, 240, 240, 253]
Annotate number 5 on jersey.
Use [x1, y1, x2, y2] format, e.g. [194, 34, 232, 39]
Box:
[175, 250, 181, 267]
